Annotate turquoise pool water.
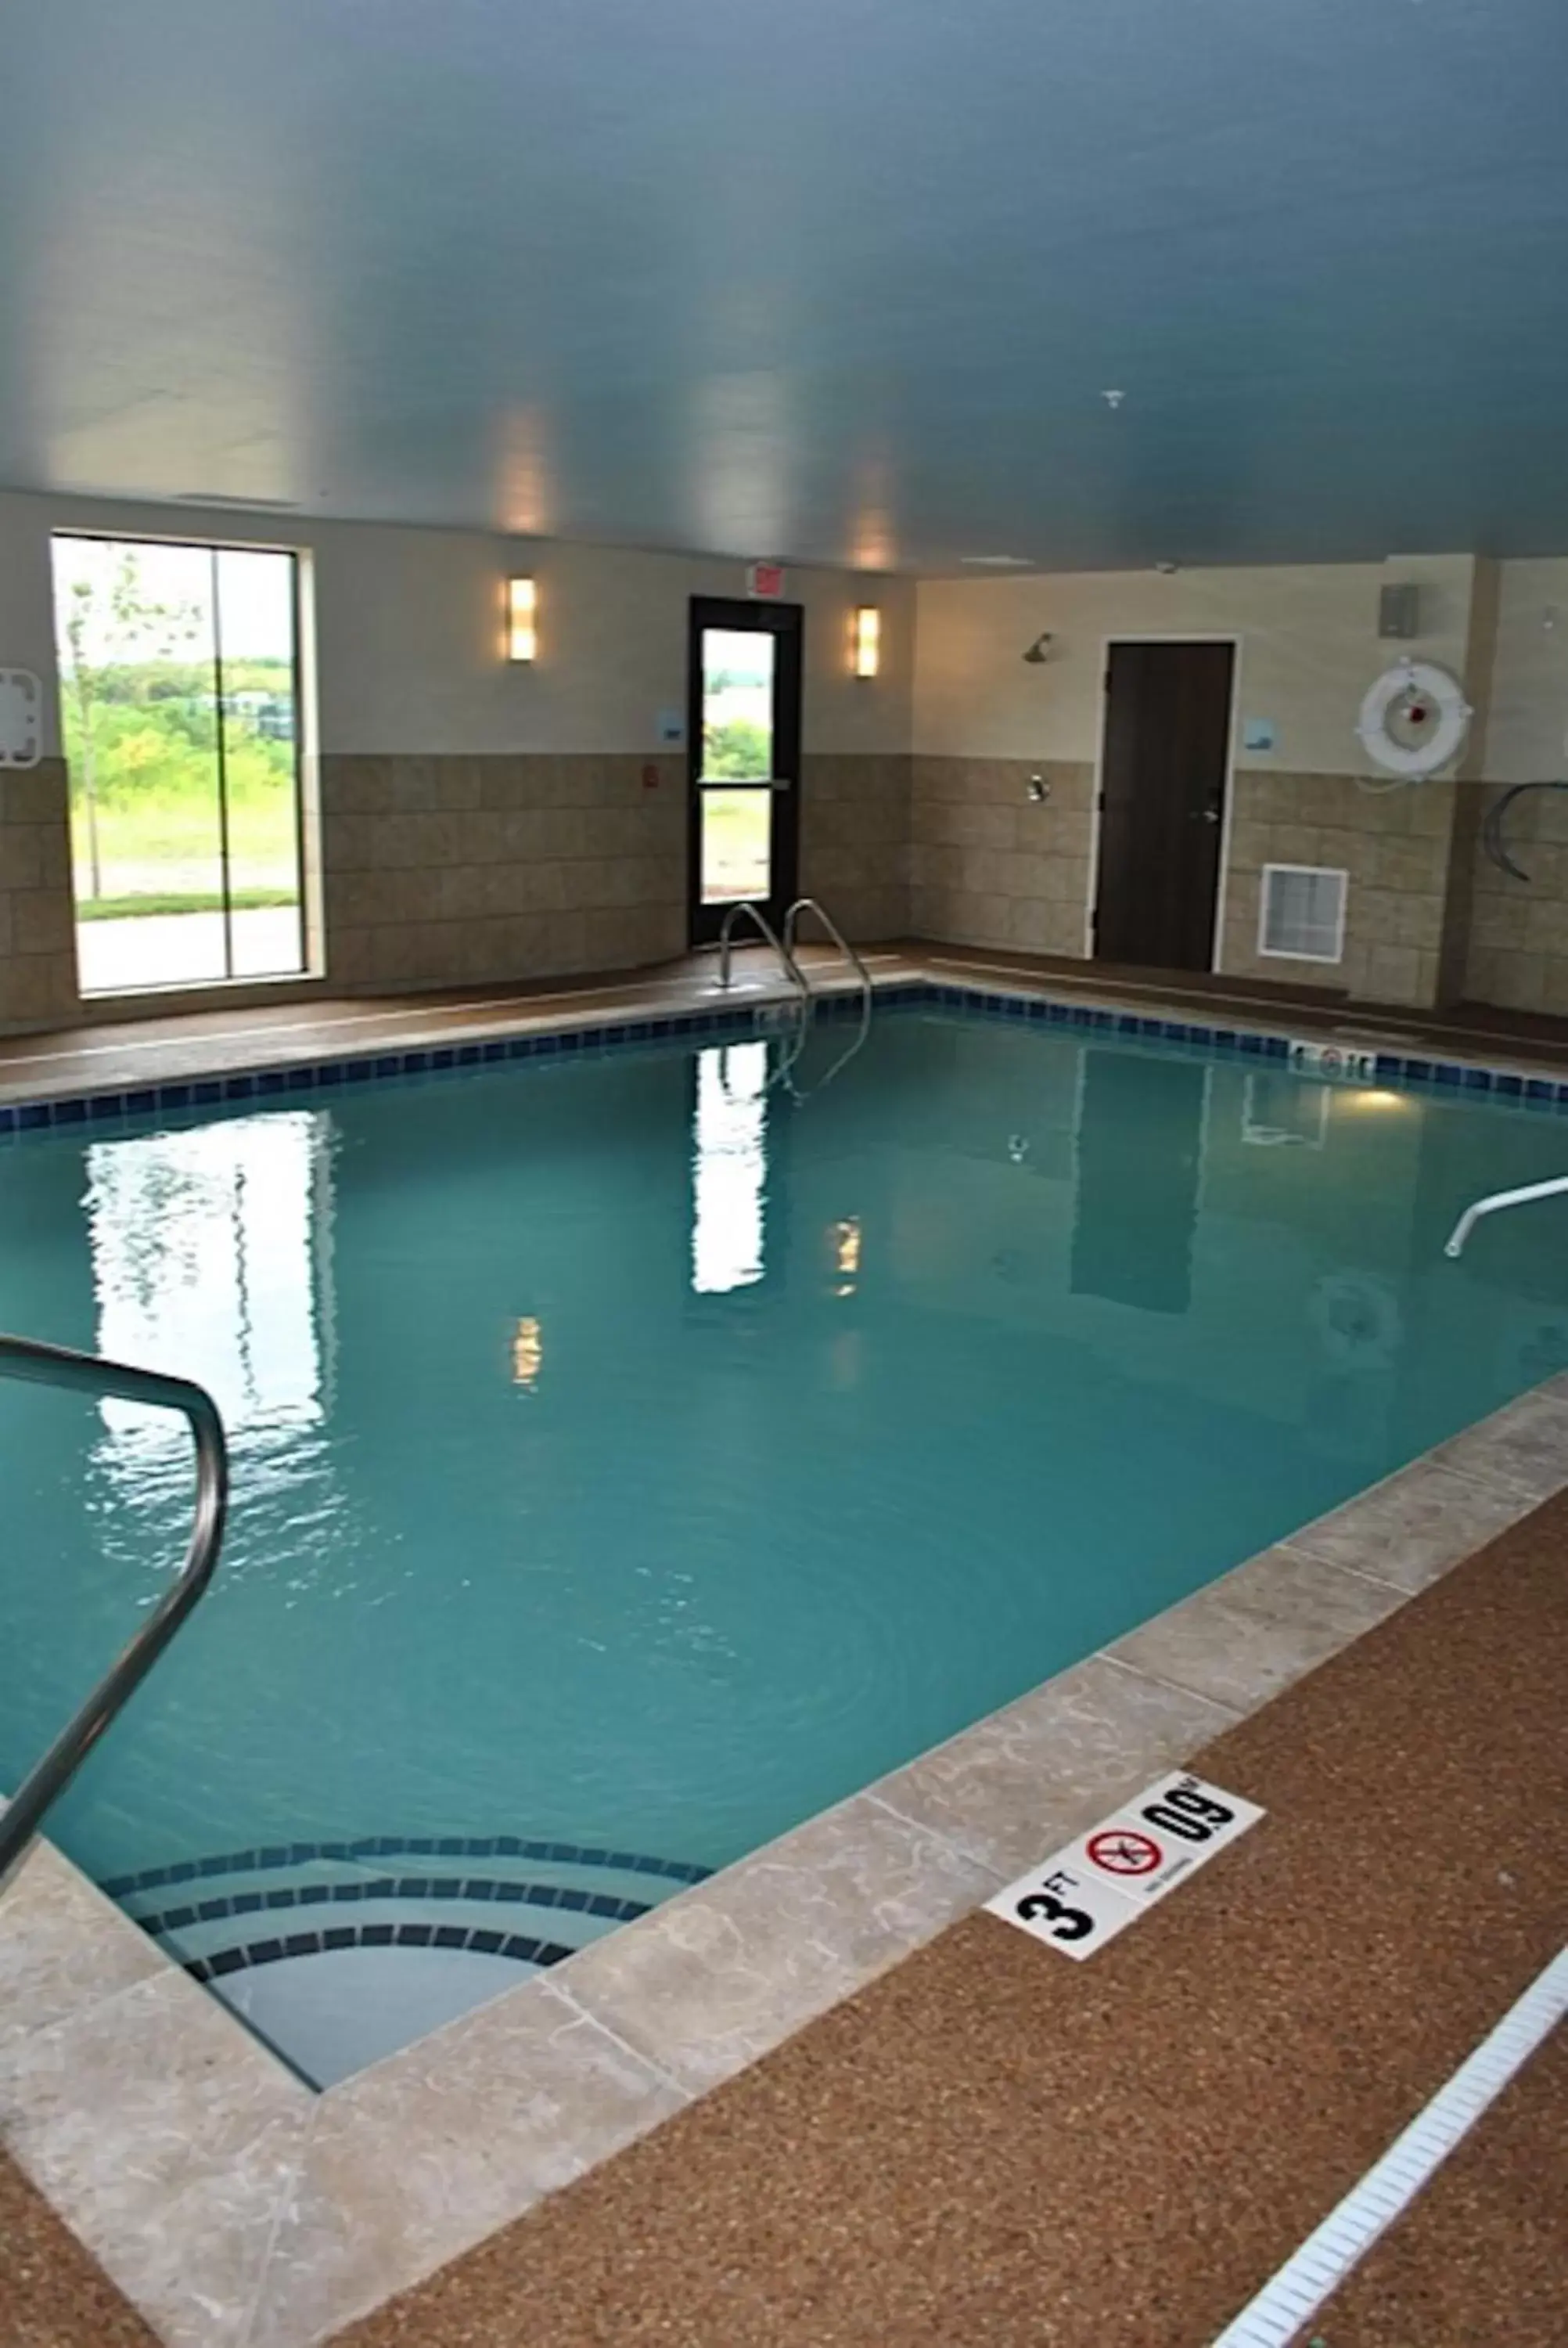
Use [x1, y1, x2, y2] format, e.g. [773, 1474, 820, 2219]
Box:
[3, 1007, 1566, 2080]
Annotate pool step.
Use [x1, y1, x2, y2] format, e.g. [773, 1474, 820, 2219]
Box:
[104, 1835, 714, 1987]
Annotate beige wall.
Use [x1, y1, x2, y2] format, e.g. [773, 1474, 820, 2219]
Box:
[909, 758, 1094, 958]
[908, 552, 1568, 1010]
[0, 493, 914, 1030]
[913, 553, 1477, 772]
[0, 492, 915, 759]
[3, 492, 1567, 1033]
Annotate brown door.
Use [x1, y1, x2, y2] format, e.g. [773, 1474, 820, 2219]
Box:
[1093, 640, 1235, 971]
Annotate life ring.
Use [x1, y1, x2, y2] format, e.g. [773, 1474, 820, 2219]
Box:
[1310, 1272, 1402, 1371]
[1355, 659, 1471, 780]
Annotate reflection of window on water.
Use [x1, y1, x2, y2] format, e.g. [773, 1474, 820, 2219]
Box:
[691, 1043, 768, 1295]
[1242, 1072, 1329, 1151]
[87, 1113, 329, 1460]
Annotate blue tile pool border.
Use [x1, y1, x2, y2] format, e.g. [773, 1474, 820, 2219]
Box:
[2, 974, 1566, 1137]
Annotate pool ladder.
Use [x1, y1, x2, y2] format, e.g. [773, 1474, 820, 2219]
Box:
[716, 897, 874, 1095]
[0, 1333, 228, 1890]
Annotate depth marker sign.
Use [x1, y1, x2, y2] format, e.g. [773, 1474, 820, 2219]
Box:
[987, 1772, 1264, 1961]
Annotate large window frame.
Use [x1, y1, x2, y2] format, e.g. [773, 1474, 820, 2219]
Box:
[51, 528, 319, 999]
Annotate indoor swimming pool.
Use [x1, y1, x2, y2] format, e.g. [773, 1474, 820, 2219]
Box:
[3, 1000, 1566, 2084]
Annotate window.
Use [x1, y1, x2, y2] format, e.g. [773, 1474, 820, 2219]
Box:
[51, 533, 311, 995]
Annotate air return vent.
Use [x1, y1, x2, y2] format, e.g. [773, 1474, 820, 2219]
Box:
[1258, 864, 1347, 963]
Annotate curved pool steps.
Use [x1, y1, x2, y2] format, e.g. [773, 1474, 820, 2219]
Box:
[101, 1837, 716, 2086]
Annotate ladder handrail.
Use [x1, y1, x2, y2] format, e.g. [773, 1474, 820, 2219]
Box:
[1444, 1174, 1568, 1259]
[780, 899, 874, 1098]
[782, 898, 873, 1035]
[715, 899, 813, 1007]
[715, 900, 815, 1087]
[0, 1334, 228, 1889]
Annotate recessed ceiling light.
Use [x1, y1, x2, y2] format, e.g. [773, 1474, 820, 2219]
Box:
[960, 553, 1032, 569]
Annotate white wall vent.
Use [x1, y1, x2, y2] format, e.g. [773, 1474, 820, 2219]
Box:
[1258, 863, 1347, 963]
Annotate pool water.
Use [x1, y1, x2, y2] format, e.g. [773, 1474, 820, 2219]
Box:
[3, 1008, 1566, 2081]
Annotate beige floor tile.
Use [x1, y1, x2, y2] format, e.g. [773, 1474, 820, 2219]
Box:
[0, 1966, 311, 2348]
[250, 1977, 683, 2348]
[1286, 1460, 1534, 1594]
[556, 1792, 999, 2100]
[870, 1652, 1235, 1878]
[0, 1838, 167, 2053]
[1430, 1388, 1568, 1504]
[1104, 1547, 1408, 1716]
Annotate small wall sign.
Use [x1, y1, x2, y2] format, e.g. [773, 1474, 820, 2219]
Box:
[1242, 716, 1278, 753]
[746, 563, 786, 600]
[656, 707, 685, 746]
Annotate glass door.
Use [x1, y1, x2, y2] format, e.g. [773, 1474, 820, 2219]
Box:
[687, 596, 802, 946]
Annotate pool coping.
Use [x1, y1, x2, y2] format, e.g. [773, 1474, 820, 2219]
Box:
[4, 970, 1568, 2345]
[5, 949, 1568, 1129]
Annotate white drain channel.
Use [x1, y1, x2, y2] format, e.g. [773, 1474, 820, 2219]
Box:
[1210, 1945, 1568, 2347]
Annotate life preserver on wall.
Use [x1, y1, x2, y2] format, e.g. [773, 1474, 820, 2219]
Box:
[1355, 659, 1472, 780]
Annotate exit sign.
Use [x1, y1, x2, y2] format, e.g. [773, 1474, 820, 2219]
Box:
[746, 563, 786, 600]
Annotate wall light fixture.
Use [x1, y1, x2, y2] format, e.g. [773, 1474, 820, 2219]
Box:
[852, 606, 881, 679]
[507, 576, 538, 662]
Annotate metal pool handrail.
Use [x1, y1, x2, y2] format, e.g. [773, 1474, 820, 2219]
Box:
[1446, 1174, 1568, 1268]
[1444, 1173, 1568, 1259]
[783, 897, 872, 1038]
[0, 1333, 228, 1890]
[716, 899, 813, 1010]
[716, 900, 815, 1087]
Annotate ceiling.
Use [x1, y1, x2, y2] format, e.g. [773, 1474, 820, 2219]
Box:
[2, 0, 1566, 573]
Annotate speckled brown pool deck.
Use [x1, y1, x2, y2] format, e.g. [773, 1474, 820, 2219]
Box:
[5, 1482, 1564, 2348]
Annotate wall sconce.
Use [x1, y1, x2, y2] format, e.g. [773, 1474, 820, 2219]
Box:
[1021, 632, 1053, 665]
[506, 576, 538, 662]
[852, 606, 881, 679]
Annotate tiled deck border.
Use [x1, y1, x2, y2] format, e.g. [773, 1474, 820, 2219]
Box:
[3, 967, 1568, 2347]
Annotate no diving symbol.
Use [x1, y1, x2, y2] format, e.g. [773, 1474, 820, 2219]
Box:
[1086, 1826, 1161, 1877]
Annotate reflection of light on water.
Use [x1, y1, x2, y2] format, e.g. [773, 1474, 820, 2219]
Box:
[512, 1316, 543, 1391]
[1333, 1089, 1414, 1113]
[827, 1215, 862, 1298]
[691, 1043, 768, 1295]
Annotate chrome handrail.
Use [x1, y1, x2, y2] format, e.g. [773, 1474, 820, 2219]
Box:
[0, 1334, 228, 1889]
[1444, 1174, 1568, 1259]
[715, 900, 815, 1086]
[716, 899, 813, 1007]
[782, 898, 873, 1039]
[780, 899, 874, 1097]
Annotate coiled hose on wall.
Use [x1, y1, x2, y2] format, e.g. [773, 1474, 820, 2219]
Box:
[1481, 780, 1568, 882]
